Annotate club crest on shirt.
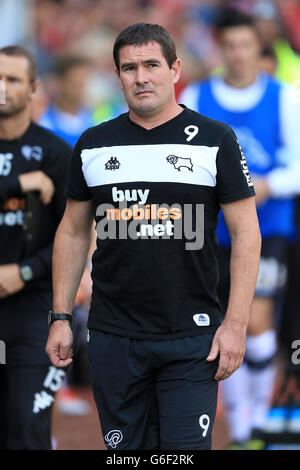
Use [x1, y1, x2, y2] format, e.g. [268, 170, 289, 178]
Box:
[21, 145, 43, 162]
[166, 154, 193, 172]
[105, 157, 121, 170]
[105, 429, 123, 448]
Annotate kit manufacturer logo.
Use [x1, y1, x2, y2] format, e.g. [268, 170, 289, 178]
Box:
[105, 157, 121, 170]
[193, 313, 210, 326]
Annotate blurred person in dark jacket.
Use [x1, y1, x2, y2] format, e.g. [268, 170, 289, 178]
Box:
[0, 45, 72, 450]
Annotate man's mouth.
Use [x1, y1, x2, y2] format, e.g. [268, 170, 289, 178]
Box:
[135, 90, 153, 96]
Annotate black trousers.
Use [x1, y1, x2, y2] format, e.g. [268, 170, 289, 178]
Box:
[0, 363, 66, 449]
[0, 288, 66, 450]
[88, 329, 219, 450]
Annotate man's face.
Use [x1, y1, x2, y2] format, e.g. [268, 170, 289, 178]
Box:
[0, 54, 35, 117]
[219, 26, 261, 76]
[59, 64, 91, 108]
[116, 41, 181, 118]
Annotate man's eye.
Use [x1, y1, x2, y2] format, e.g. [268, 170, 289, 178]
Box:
[148, 63, 158, 68]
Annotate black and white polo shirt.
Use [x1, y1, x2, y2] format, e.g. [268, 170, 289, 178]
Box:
[67, 106, 255, 340]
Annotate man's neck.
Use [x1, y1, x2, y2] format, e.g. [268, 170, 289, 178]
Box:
[224, 70, 258, 89]
[0, 109, 31, 140]
[129, 102, 183, 130]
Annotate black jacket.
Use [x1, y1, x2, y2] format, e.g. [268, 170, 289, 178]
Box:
[0, 121, 72, 293]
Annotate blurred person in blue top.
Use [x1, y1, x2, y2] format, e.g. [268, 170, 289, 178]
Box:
[40, 54, 97, 416]
[39, 55, 94, 148]
[179, 8, 300, 449]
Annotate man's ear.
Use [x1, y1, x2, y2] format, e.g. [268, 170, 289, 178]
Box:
[172, 58, 182, 85]
[114, 67, 123, 89]
[31, 79, 38, 95]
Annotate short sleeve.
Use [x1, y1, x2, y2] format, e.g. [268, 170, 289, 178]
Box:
[215, 130, 255, 204]
[67, 135, 91, 201]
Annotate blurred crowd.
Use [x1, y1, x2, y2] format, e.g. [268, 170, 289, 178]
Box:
[1, 0, 300, 128]
[1, 0, 300, 444]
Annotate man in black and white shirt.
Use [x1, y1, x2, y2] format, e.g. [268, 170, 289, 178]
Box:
[0, 46, 72, 449]
[46, 23, 261, 450]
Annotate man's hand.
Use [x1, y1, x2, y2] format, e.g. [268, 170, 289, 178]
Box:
[46, 320, 73, 368]
[18, 170, 55, 205]
[0, 263, 25, 298]
[206, 320, 247, 381]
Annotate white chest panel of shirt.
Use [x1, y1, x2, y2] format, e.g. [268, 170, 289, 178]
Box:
[80, 143, 219, 189]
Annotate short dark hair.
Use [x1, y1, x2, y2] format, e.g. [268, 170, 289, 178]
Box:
[0, 45, 37, 82]
[54, 55, 91, 77]
[215, 8, 256, 33]
[113, 23, 177, 72]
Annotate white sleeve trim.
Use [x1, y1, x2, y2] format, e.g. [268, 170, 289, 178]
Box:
[267, 163, 300, 197]
[267, 84, 300, 198]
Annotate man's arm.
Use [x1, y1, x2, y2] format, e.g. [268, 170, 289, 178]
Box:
[46, 197, 94, 367]
[14, 141, 72, 290]
[0, 170, 56, 297]
[18, 170, 55, 205]
[206, 196, 261, 380]
[0, 175, 23, 203]
[0, 169, 54, 205]
[253, 85, 300, 204]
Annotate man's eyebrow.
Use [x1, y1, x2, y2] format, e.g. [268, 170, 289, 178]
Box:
[120, 58, 161, 69]
[120, 62, 135, 70]
[143, 59, 161, 64]
[6, 74, 22, 79]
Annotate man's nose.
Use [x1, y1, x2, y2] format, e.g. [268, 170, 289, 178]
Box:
[135, 66, 148, 85]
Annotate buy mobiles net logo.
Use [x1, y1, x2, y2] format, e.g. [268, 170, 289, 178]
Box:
[95, 186, 205, 251]
[0, 340, 6, 364]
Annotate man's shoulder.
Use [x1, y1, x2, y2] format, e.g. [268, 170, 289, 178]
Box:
[30, 121, 73, 153]
[260, 72, 295, 97]
[262, 74, 300, 112]
[184, 107, 232, 140]
[28, 122, 73, 172]
[79, 113, 126, 144]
